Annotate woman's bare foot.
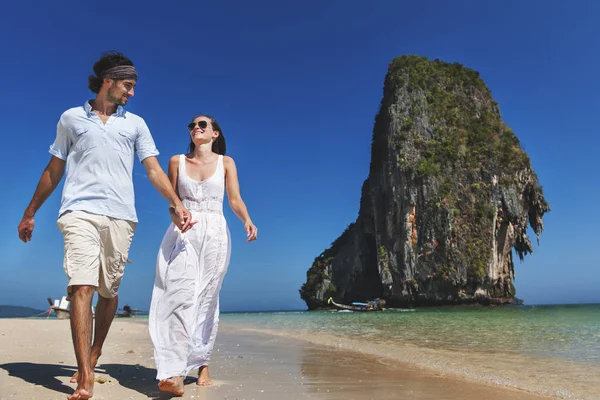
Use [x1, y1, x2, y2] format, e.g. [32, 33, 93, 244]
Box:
[197, 366, 212, 386]
[70, 350, 101, 383]
[158, 376, 185, 396]
[67, 372, 94, 399]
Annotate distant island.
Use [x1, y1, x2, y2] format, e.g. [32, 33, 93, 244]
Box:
[300, 55, 549, 310]
[0, 305, 46, 318]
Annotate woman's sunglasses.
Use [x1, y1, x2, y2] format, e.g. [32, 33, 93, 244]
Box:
[187, 120, 209, 131]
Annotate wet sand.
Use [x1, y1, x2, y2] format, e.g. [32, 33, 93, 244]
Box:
[241, 325, 600, 400]
[0, 318, 553, 399]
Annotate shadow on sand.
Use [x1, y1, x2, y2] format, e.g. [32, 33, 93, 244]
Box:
[0, 362, 76, 396]
[0, 362, 196, 399]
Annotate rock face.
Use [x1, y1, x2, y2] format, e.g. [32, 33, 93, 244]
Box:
[300, 55, 549, 309]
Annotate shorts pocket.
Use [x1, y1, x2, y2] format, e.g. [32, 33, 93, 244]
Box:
[104, 252, 129, 297]
[112, 252, 129, 279]
[62, 243, 72, 278]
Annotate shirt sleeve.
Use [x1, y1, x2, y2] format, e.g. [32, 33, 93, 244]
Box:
[49, 117, 71, 160]
[135, 117, 160, 162]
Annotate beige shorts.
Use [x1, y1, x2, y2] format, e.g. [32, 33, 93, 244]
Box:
[57, 210, 136, 298]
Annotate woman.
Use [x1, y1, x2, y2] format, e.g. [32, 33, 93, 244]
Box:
[149, 115, 258, 396]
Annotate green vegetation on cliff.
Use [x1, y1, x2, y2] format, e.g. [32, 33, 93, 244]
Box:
[300, 55, 549, 309]
[299, 223, 354, 309]
[386, 55, 548, 283]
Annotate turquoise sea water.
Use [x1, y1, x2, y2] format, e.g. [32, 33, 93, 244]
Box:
[4, 303, 600, 397]
[218, 304, 600, 398]
[222, 304, 600, 366]
[7, 303, 598, 367]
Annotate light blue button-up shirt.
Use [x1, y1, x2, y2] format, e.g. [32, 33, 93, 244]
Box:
[49, 100, 159, 223]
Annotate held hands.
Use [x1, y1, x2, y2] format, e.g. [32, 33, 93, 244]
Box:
[244, 220, 258, 242]
[169, 204, 257, 241]
[170, 204, 196, 233]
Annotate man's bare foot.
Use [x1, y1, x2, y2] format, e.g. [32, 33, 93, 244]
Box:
[67, 373, 94, 400]
[70, 350, 101, 383]
[158, 376, 185, 396]
[197, 366, 212, 386]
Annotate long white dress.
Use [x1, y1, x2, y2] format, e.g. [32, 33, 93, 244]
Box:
[149, 154, 231, 380]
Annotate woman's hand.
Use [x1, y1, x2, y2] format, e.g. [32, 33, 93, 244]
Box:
[170, 207, 196, 232]
[244, 220, 258, 242]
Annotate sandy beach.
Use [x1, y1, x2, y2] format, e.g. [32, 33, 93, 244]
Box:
[0, 318, 556, 400]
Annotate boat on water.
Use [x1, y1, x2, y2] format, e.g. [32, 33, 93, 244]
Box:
[114, 305, 145, 318]
[46, 296, 69, 319]
[47, 297, 142, 319]
[327, 297, 385, 312]
[47, 296, 77, 319]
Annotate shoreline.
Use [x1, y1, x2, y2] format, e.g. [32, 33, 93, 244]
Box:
[0, 318, 588, 399]
[239, 324, 599, 399]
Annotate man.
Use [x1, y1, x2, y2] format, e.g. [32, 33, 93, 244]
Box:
[17, 51, 191, 400]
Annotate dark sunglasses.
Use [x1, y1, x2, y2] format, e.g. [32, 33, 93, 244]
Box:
[187, 120, 209, 131]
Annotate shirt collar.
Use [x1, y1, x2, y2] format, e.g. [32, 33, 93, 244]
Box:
[84, 100, 126, 118]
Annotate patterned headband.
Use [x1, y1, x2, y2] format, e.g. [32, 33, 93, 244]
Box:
[101, 65, 138, 81]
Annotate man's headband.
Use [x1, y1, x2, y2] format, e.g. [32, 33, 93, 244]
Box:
[101, 65, 138, 81]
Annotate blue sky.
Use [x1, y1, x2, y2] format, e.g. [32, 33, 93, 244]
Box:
[1, 0, 598, 312]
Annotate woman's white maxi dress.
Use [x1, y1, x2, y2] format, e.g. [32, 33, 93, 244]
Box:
[149, 154, 231, 380]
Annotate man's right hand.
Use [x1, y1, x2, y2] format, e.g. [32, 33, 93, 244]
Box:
[17, 156, 66, 243]
[18, 215, 35, 242]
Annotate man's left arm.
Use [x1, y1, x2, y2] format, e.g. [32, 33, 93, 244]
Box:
[142, 156, 192, 232]
[136, 118, 192, 232]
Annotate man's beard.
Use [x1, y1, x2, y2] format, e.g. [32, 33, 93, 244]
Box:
[107, 86, 127, 106]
